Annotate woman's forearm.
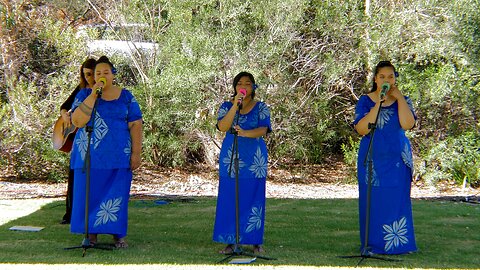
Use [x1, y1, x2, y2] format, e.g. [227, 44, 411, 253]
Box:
[239, 127, 268, 138]
[71, 94, 97, 128]
[129, 119, 143, 155]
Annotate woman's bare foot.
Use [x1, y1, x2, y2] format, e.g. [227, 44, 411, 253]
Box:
[88, 234, 97, 246]
[253, 245, 265, 254]
[113, 236, 128, 248]
[218, 244, 234, 254]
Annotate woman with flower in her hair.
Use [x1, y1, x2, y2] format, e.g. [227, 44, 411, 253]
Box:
[353, 60, 417, 255]
[69, 56, 143, 248]
[213, 71, 272, 254]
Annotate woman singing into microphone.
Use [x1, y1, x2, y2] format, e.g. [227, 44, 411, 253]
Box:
[213, 72, 272, 254]
[69, 56, 143, 248]
[353, 60, 417, 255]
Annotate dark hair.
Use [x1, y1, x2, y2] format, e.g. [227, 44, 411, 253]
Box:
[370, 60, 398, 93]
[95, 55, 116, 74]
[79, 58, 96, 88]
[232, 71, 257, 99]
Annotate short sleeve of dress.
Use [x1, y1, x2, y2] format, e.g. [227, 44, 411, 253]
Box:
[125, 90, 142, 122]
[405, 96, 417, 121]
[353, 95, 371, 126]
[217, 101, 232, 121]
[70, 88, 91, 112]
[258, 102, 272, 133]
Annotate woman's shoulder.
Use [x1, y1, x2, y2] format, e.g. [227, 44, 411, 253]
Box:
[221, 100, 233, 107]
[256, 100, 269, 106]
[121, 88, 132, 96]
[361, 93, 373, 100]
[77, 87, 92, 96]
[120, 88, 138, 101]
[358, 94, 374, 105]
[254, 100, 269, 110]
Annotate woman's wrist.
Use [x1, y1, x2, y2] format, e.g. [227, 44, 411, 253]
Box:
[393, 92, 404, 100]
[78, 102, 93, 116]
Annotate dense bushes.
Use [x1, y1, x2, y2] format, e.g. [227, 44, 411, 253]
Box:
[0, 0, 479, 186]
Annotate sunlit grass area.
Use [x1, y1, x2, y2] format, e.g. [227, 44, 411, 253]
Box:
[0, 197, 478, 268]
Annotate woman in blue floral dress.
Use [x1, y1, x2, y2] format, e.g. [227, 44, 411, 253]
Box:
[70, 56, 143, 248]
[353, 61, 417, 255]
[213, 72, 272, 254]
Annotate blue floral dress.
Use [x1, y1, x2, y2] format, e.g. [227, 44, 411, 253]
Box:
[213, 101, 272, 245]
[353, 95, 417, 254]
[69, 88, 142, 238]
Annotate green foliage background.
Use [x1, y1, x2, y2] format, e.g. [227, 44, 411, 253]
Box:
[0, 0, 479, 186]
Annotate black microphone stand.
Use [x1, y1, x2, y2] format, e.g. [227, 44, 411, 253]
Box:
[218, 102, 276, 263]
[339, 99, 399, 266]
[64, 89, 113, 256]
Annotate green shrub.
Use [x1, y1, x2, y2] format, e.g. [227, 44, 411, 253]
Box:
[419, 132, 480, 187]
[0, 16, 88, 180]
[1, 0, 480, 190]
[341, 136, 360, 183]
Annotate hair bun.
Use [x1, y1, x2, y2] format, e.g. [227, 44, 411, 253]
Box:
[95, 55, 115, 73]
[98, 55, 109, 62]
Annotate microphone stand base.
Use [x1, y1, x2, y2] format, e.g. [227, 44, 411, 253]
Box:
[217, 245, 276, 264]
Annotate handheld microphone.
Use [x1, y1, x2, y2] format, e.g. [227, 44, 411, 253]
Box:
[237, 88, 247, 106]
[96, 77, 107, 96]
[380, 82, 390, 99]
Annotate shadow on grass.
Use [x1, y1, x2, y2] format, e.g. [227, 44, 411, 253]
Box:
[0, 196, 478, 268]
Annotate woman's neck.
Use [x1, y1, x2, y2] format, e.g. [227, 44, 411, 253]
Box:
[239, 97, 256, 113]
[100, 86, 121, 100]
[242, 96, 253, 105]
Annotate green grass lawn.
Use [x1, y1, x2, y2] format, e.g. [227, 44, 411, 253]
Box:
[0, 197, 478, 268]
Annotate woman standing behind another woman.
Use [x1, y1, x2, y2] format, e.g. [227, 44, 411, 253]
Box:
[213, 71, 272, 254]
[353, 60, 417, 255]
[59, 58, 96, 224]
[69, 56, 143, 248]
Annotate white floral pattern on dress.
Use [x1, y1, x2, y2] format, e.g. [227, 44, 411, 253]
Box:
[377, 108, 394, 129]
[72, 98, 82, 110]
[76, 129, 89, 161]
[218, 106, 229, 119]
[249, 147, 267, 178]
[222, 146, 246, 178]
[233, 114, 247, 127]
[124, 138, 132, 155]
[93, 112, 108, 149]
[76, 112, 109, 161]
[354, 112, 361, 122]
[94, 197, 122, 227]
[401, 143, 413, 169]
[258, 103, 270, 120]
[218, 234, 241, 244]
[365, 163, 379, 186]
[383, 217, 409, 252]
[131, 96, 139, 104]
[406, 97, 415, 113]
[245, 206, 263, 233]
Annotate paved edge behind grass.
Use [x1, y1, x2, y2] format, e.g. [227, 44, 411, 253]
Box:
[0, 198, 61, 226]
